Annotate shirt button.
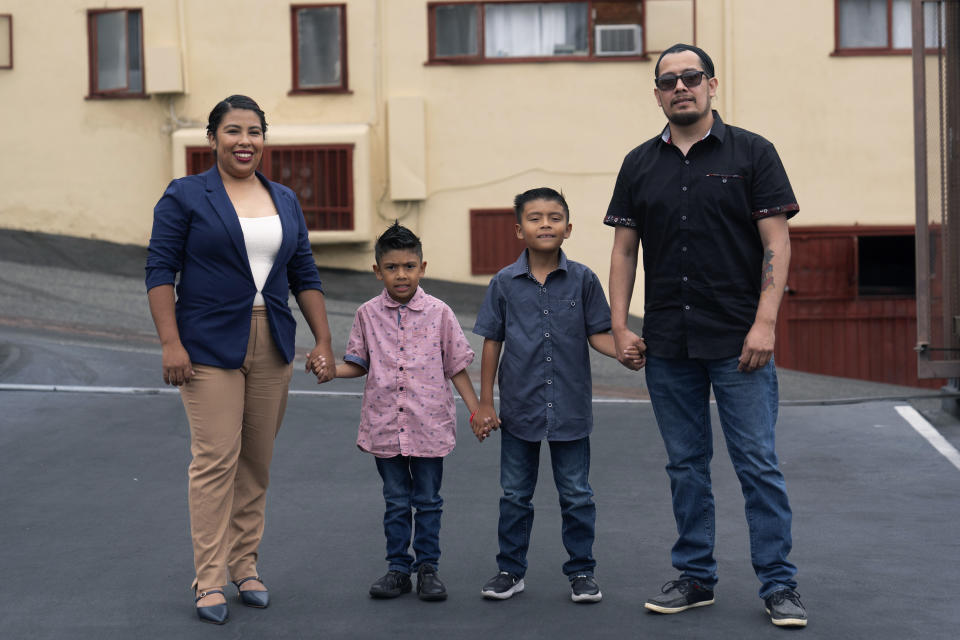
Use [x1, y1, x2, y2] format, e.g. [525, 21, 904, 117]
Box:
[546, 356, 552, 362]
[399, 407, 404, 411]
[541, 287, 547, 293]
[684, 305, 691, 310]
[722, 178, 728, 183]
[684, 160, 690, 165]
[681, 186, 687, 191]
[400, 428, 405, 432]
[399, 366, 404, 371]
[547, 402, 553, 408]
[681, 215, 687, 221]
[544, 332, 550, 338]
[546, 379, 552, 384]
[399, 386, 404, 391]
[681, 246, 687, 252]
[571, 301, 576, 307]
[682, 276, 688, 282]
[543, 309, 548, 315]
[399, 347, 404, 351]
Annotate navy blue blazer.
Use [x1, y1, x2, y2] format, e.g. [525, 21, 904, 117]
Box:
[146, 166, 323, 369]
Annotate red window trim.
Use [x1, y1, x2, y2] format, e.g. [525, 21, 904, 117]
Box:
[86, 8, 147, 100]
[831, 0, 944, 56]
[290, 3, 351, 95]
[0, 14, 12, 70]
[426, 0, 654, 65]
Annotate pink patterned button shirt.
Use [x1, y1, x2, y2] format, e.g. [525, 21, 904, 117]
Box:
[344, 287, 475, 458]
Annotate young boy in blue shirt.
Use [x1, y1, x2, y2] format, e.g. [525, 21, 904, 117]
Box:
[473, 187, 645, 603]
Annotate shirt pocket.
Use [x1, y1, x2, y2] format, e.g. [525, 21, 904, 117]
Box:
[703, 172, 749, 217]
[555, 298, 587, 339]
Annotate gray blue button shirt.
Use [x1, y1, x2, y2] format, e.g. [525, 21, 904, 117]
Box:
[473, 249, 612, 442]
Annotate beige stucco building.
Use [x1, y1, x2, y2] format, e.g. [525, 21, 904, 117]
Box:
[0, 0, 926, 320]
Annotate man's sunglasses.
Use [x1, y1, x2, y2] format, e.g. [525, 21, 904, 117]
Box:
[654, 70, 708, 92]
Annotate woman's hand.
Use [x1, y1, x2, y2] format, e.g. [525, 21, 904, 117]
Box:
[161, 341, 195, 386]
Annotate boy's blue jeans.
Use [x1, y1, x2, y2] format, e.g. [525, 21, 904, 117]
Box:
[496, 429, 597, 579]
[645, 355, 798, 599]
[374, 455, 443, 574]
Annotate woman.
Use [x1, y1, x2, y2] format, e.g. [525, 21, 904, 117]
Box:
[146, 95, 335, 624]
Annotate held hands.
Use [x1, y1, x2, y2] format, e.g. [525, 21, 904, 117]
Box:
[305, 343, 336, 383]
[613, 328, 647, 371]
[161, 341, 195, 386]
[738, 321, 775, 372]
[471, 403, 500, 443]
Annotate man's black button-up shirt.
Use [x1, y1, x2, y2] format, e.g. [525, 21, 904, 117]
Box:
[604, 112, 799, 360]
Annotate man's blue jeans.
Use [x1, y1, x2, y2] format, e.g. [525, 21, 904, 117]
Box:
[374, 455, 443, 574]
[496, 429, 597, 579]
[645, 355, 797, 598]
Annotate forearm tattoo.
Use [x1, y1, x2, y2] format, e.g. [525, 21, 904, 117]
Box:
[760, 249, 775, 292]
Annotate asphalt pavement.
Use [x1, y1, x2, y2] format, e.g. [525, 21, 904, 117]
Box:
[2, 229, 959, 639]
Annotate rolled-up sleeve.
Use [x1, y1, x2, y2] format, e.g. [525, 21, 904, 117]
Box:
[145, 181, 188, 291]
[440, 305, 475, 378]
[344, 309, 369, 370]
[750, 142, 799, 221]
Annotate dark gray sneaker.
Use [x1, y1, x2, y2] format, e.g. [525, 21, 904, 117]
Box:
[644, 578, 715, 614]
[570, 574, 602, 603]
[416, 565, 447, 602]
[369, 570, 412, 598]
[481, 571, 525, 600]
[765, 589, 807, 627]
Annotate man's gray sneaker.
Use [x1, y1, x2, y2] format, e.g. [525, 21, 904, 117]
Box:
[570, 574, 602, 603]
[481, 571, 524, 600]
[765, 589, 807, 627]
[644, 578, 715, 613]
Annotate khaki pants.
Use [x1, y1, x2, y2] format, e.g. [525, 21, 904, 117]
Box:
[179, 308, 294, 591]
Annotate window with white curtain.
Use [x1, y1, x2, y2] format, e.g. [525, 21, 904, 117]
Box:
[836, 0, 945, 52]
[292, 4, 348, 92]
[484, 3, 587, 57]
[87, 9, 143, 97]
[429, 1, 646, 62]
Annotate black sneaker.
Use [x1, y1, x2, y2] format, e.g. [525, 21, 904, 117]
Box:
[481, 571, 524, 600]
[570, 574, 602, 603]
[765, 589, 807, 627]
[416, 565, 448, 602]
[369, 570, 412, 598]
[644, 578, 715, 614]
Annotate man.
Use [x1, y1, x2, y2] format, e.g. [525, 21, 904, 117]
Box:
[605, 44, 806, 628]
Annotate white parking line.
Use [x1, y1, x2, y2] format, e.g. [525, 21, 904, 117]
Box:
[0, 383, 653, 403]
[895, 405, 960, 472]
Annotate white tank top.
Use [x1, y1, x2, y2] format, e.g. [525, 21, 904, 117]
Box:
[238, 215, 282, 307]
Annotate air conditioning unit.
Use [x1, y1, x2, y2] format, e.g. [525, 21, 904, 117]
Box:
[595, 24, 642, 56]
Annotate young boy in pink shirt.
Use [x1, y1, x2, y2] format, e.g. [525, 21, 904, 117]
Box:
[308, 222, 482, 601]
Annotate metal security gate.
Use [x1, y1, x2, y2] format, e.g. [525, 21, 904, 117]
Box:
[913, 0, 960, 381]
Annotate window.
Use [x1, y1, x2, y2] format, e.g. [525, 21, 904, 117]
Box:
[470, 209, 526, 274]
[0, 14, 11, 70]
[291, 4, 349, 93]
[185, 144, 355, 232]
[428, 1, 646, 63]
[835, 0, 944, 54]
[87, 9, 143, 97]
[270, 145, 354, 230]
[858, 235, 915, 296]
